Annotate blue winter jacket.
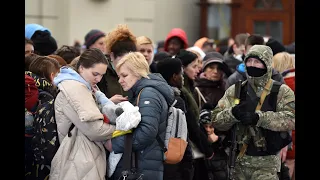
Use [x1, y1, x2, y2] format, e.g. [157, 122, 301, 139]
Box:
[111, 73, 175, 180]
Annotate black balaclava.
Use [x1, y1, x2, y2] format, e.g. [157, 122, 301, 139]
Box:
[246, 55, 267, 77]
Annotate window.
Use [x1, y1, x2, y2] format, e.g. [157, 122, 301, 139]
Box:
[207, 4, 231, 40]
[255, 0, 283, 10]
[254, 20, 283, 43]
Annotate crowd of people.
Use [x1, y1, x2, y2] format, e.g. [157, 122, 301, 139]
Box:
[25, 23, 295, 180]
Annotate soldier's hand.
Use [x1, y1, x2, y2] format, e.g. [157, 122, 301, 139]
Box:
[231, 101, 248, 119]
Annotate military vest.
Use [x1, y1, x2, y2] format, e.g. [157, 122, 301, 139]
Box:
[237, 81, 292, 156]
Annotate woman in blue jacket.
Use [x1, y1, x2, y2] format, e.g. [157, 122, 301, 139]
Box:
[110, 52, 175, 180]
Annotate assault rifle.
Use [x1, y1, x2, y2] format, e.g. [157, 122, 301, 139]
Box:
[228, 80, 242, 180]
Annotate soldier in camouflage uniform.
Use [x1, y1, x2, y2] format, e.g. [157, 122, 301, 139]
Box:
[211, 45, 295, 180]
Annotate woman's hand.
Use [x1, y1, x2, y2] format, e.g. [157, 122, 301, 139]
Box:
[110, 94, 128, 104]
[91, 84, 98, 93]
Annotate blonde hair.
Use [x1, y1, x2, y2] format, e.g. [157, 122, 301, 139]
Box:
[272, 52, 295, 73]
[116, 52, 150, 78]
[136, 36, 153, 47]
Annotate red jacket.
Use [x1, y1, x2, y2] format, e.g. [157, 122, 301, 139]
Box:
[164, 28, 188, 52]
[283, 68, 295, 159]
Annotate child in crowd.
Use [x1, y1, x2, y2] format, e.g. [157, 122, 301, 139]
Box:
[199, 104, 229, 180]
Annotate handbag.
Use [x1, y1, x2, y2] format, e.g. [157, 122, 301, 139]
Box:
[120, 134, 144, 180]
[189, 140, 205, 159]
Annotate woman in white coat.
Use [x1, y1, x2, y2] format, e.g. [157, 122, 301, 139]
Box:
[50, 48, 115, 180]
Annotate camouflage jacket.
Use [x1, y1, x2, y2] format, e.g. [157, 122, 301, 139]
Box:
[211, 45, 295, 137]
[211, 45, 295, 173]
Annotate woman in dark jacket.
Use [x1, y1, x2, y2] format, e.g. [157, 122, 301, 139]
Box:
[175, 50, 215, 180]
[156, 57, 195, 180]
[111, 52, 175, 180]
[176, 50, 200, 116]
[194, 53, 230, 108]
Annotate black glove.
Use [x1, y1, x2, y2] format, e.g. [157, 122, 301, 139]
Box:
[237, 112, 259, 125]
[232, 101, 259, 125]
[231, 101, 248, 120]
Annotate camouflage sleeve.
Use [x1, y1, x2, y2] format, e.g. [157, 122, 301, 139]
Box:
[211, 85, 240, 131]
[256, 84, 295, 131]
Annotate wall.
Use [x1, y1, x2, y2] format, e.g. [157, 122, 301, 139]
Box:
[25, 0, 200, 48]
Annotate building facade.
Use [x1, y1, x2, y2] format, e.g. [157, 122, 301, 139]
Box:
[25, 0, 294, 48]
[26, 0, 201, 47]
[199, 0, 295, 45]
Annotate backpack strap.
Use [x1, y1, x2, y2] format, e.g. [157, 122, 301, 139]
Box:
[136, 88, 144, 105]
[122, 133, 133, 172]
[268, 81, 282, 111]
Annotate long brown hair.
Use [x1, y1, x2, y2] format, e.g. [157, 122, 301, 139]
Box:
[76, 48, 108, 71]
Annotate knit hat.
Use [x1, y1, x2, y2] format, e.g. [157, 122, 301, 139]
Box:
[175, 49, 197, 67]
[84, 29, 106, 49]
[25, 23, 51, 39]
[266, 38, 285, 56]
[31, 30, 58, 56]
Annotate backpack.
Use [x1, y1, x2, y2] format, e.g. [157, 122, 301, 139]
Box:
[32, 90, 75, 167]
[263, 81, 292, 154]
[32, 90, 59, 167]
[25, 74, 39, 137]
[136, 88, 188, 164]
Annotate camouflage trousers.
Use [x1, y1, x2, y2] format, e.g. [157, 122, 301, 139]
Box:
[233, 154, 281, 180]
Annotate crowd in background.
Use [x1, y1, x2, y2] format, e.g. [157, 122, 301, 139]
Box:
[25, 23, 295, 180]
